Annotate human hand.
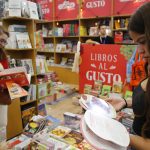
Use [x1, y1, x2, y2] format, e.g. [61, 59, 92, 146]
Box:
[105, 98, 126, 111]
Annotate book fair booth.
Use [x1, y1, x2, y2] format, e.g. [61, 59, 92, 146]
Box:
[0, 0, 149, 149]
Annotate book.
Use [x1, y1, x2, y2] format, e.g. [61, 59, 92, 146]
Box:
[63, 130, 84, 147]
[22, 106, 36, 127]
[20, 59, 34, 75]
[101, 85, 112, 97]
[6, 81, 28, 100]
[27, 1, 39, 19]
[112, 81, 123, 93]
[16, 32, 32, 49]
[36, 55, 46, 74]
[8, 0, 21, 17]
[0, 67, 29, 88]
[37, 83, 47, 99]
[49, 126, 71, 138]
[38, 102, 47, 116]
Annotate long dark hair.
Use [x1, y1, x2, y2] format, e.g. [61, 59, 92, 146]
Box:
[128, 2, 150, 138]
[0, 26, 9, 60]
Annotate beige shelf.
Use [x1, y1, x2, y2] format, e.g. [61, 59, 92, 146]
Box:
[43, 36, 54, 38]
[55, 36, 79, 38]
[80, 35, 98, 38]
[20, 100, 37, 106]
[55, 51, 75, 54]
[2, 16, 32, 21]
[113, 28, 128, 31]
[37, 50, 54, 53]
[5, 48, 34, 51]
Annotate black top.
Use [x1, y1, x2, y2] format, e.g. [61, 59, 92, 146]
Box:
[93, 36, 114, 44]
[132, 82, 147, 136]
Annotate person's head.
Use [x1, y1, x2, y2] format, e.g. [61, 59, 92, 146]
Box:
[128, 2, 150, 138]
[0, 26, 9, 60]
[99, 24, 107, 36]
[0, 26, 9, 49]
[128, 2, 150, 62]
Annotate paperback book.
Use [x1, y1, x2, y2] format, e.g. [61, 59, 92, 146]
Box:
[6, 81, 28, 100]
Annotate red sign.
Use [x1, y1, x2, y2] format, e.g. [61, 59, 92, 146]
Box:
[36, 0, 53, 21]
[79, 44, 130, 93]
[113, 0, 150, 16]
[81, 0, 112, 18]
[55, 0, 79, 20]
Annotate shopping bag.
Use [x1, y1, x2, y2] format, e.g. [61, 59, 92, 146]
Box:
[130, 51, 146, 87]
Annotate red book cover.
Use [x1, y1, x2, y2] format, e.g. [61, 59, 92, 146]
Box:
[0, 67, 29, 88]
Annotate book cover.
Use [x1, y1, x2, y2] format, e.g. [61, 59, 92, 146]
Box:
[37, 83, 47, 99]
[63, 130, 84, 147]
[8, 0, 21, 17]
[6, 81, 28, 100]
[101, 85, 112, 96]
[16, 32, 32, 49]
[21, 59, 34, 75]
[22, 107, 36, 127]
[38, 102, 47, 116]
[49, 126, 71, 138]
[124, 90, 133, 100]
[0, 67, 29, 88]
[112, 81, 123, 93]
[27, 1, 39, 19]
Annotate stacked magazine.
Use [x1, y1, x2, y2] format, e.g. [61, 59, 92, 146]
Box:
[79, 94, 116, 118]
[80, 110, 130, 150]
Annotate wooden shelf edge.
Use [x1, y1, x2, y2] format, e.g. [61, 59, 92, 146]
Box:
[20, 100, 37, 106]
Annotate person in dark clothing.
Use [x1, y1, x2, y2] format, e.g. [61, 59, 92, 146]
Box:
[106, 2, 150, 150]
[86, 24, 114, 44]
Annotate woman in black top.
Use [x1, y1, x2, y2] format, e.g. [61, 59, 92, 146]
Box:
[107, 2, 150, 149]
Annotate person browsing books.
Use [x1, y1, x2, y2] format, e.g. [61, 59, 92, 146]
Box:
[86, 24, 114, 44]
[0, 26, 11, 146]
[106, 2, 150, 150]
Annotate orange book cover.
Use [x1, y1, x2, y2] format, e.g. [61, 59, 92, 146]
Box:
[6, 81, 28, 100]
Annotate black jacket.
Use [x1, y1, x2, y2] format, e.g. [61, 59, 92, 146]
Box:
[93, 36, 114, 44]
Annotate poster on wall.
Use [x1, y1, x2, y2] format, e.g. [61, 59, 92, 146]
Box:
[81, 0, 112, 18]
[54, 0, 79, 20]
[36, 0, 53, 21]
[113, 0, 150, 16]
[79, 44, 136, 93]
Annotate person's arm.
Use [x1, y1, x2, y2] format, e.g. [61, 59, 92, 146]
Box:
[130, 134, 150, 150]
[0, 89, 11, 105]
[106, 97, 132, 111]
[85, 39, 100, 44]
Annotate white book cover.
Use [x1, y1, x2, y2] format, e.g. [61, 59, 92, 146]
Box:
[16, 32, 32, 49]
[21, 59, 34, 75]
[8, 24, 27, 32]
[36, 55, 46, 74]
[8, 0, 21, 17]
[27, 1, 39, 19]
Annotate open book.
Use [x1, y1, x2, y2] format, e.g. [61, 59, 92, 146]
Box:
[0, 67, 29, 99]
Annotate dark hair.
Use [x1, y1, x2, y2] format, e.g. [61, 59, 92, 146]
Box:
[128, 2, 150, 138]
[0, 26, 9, 60]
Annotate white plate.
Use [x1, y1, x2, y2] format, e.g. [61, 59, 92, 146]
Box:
[80, 94, 116, 118]
[80, 117, 126, 150]
[84, 110, 130, 147]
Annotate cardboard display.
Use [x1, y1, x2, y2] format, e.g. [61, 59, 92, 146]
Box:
[79, 44, 136, 93]
[113, 0, 150, 16]
[81, 0, 112, 18]
[55, 0, 79, 20]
